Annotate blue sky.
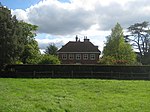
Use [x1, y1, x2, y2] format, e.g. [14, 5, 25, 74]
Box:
[1, 0, 41, 9]
[1, 0, 69, 9]
[1, 0, 150, 52]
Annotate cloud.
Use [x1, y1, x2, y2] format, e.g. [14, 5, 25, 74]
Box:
[12, 0, 150, 35]
[95, 0, 150, 30]
[11, 0, 150, 53]
[35, 34, 73, 50]
[11, 9, 28, 21]
[12, 0, 96, 35]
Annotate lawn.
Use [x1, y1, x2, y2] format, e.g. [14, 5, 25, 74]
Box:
[0, 78, 150, 112]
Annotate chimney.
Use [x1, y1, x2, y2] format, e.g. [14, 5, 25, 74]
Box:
[84, 36, 89, 42]
[75, 35, 78, 42]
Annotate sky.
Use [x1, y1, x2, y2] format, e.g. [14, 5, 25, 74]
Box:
[1, 0, 150, 52]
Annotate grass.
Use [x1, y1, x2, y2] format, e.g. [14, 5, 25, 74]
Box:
[0, 78, 150, 112]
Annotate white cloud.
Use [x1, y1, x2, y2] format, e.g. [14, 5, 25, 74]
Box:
[35, 34, 72, 50]
[12, 0, 150, 33]
[11, 9, 28, 21]
[11, 0, 150, 52]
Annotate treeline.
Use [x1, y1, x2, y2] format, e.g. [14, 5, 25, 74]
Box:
[99, 22, 150, 65]
[0, 4, 60, 69]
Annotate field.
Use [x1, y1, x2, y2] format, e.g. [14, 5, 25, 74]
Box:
[0, 78, 150, 112]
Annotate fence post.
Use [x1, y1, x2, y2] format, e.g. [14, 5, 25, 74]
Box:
[118, 72, 120, 80]
[33, 71, 36, 78]
[91, 71, 93, 78]
[111, 71, 113, 79]
[52, 71, 54, 78]
[71, 71, 73, 78]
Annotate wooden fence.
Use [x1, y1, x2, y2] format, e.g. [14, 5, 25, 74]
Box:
[0, 64, 150, 80]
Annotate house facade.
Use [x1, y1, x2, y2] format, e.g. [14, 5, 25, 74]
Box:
[57, 36, 101, 64]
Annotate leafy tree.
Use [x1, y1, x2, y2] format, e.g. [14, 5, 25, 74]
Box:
[20, 40, 41, 64]
[38, 54, 60, 64]
[102, 23, 137, 65]
[0, 4, 23, 65]
[18, 21, 38, 44]
[0, 3, 40, 65]
[126, 21, 150, 64]
[45, 44, 58, 56]
[18, 21, 40, 64]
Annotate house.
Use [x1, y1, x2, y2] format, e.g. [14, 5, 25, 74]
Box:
[57, 36, 101, 64]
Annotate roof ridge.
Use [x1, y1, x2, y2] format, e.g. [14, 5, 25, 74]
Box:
[58, 39, 101, 53]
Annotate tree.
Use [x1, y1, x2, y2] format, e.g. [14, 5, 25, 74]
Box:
[0, 4, 23, 65]
[38, 54, 60, 64]
[126, 21, 150, 64]
[20, 39, 41, 64]
[45, 44, 58, 56]
[102, 23, 137, 65]
[0, 3, 40, 66]
[18, 21, 40, 64]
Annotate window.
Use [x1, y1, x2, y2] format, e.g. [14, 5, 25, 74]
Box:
[62, 54, 67, 60]
[76, 54, 81, 60]
[90, 54, 95, 60]
[83, 54, 88, 60]
[69, 54, 74, 60]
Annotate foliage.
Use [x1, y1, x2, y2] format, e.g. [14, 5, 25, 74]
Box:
[20, 39, 40, 64]
[17, 21, 40, 64]
[15, 60, 23, 64]
[45, 44, 58, 56]
[18, 21, 38, 42]
[142, 48, 150, 65]
[38, 54, 60, 64]
[99, 56, 116, 65]
[0, 79, 150, 112]
[102, 23, 137, 65]
[126, 21, 150, 64]
[0, 5, 23, 65]
[0, 4, 40, 65]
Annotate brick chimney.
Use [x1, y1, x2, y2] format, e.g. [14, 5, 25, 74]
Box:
[84, 36, 89, 42]
[75, 35, 78, 42]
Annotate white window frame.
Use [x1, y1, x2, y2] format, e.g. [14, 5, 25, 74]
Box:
[83, 54, 88, 60]
[62, 54, 67, 60]
[76, 54, 81, 60]
[90, 54, 95, 60]
[69, 54, 74, 60]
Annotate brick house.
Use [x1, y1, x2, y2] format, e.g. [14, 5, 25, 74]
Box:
[57, 36, 101, 64]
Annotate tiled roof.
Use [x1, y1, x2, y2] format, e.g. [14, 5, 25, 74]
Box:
[58, 39, 101, 53]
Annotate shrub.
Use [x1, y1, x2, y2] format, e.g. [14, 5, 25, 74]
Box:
[38, 54, 60, 64]
[99, 56, 116, 65]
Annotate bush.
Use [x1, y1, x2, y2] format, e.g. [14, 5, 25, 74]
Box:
[99, 56, 116, 65]
[15, 60, 23, 64]
[38, 54, 60, 64]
